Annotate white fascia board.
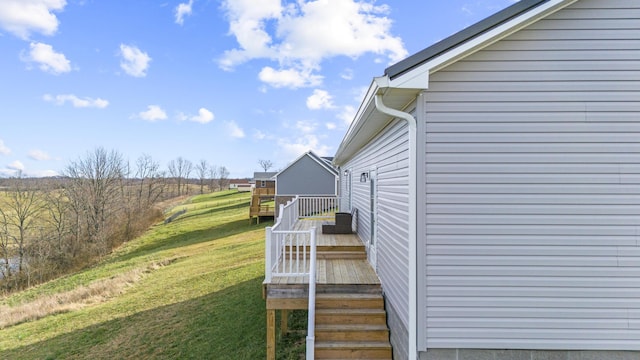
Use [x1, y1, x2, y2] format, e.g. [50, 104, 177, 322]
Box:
[389, 0, 577, 85]
[385, 69, 430, 90]
[333, 80, 379, 165]
[307, 151, 339, 176]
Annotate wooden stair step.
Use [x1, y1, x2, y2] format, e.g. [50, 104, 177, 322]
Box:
[283, 250, 365, 256]
[317, 251, 366, 259]
[315, 308, 387, 325]
[317, 245, 365, 252]
[284, 246, 365, 253]
[316, 293, 384, 309]
[315, 324, 389, 342]
[314, 341, 392, 359]
[317, 284, 382, 295]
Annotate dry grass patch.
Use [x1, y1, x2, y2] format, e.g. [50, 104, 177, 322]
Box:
[0, 259, 175, 329]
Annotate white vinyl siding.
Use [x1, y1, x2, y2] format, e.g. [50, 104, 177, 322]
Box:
[342, 119, 411, 333]
[424, 0, 640, 350]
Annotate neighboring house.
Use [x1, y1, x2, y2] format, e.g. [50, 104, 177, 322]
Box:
[254, 172, 277, 190]
[332, 0, 640, 359]
[250, 172, 277, 223]
[274, 151, 339, 214]
[229, 178, 253, 192]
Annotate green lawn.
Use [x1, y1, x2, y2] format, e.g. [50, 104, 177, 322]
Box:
[0, 190, 304, 359]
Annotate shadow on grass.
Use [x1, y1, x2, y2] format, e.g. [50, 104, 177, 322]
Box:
[175, 201, 251, 222]
[189, 191, 243, 203]
[0, 276, 303, 360]
[113, 218, 270, 264]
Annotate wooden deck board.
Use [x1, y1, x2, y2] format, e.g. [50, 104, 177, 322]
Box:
[271, 260, 378, 285]
[267, 218, 379, 300]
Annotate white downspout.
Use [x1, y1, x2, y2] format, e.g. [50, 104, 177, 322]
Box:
[374, 93, 418, 360]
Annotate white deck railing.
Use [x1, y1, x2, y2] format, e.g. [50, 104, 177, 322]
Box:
[265, 196, 339, 281]
[297, 196, 339, 218]
[265, 195, 338, 360]
[265, 198, 305, 281]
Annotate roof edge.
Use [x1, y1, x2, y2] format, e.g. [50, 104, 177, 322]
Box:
[275, 150, 338, 178]
[385, 0, 550, 79]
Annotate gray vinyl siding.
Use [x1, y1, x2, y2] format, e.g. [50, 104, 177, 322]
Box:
[276, 155, 336, 196]
[423, 0, 640, 350]
[341, 119, 411, 349]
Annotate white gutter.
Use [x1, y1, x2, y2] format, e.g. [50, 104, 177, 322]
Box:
[373, 80, 419, 360]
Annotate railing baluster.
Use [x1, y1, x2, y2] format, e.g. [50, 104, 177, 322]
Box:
[266, 196, 340, 279]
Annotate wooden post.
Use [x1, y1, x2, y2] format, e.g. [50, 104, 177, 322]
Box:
[267, 309, 276, 360]
[281, 309, 289, 334]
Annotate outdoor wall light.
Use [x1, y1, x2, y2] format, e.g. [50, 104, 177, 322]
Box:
[360, 172, 368, 183]
[344, 169, 349, 177]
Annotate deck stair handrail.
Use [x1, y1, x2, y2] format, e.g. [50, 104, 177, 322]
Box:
[306, 228, 317, 360]
[265, 195, 339, 360]
[265, 196, 304, 282]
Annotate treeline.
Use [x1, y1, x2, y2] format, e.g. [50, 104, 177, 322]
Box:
[0, 147, 232, 293]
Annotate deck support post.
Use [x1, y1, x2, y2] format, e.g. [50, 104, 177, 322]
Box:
[281, 309, 289, 334]
[267, 309, 276, 360]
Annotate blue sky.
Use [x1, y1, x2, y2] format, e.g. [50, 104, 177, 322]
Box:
[0, 0, 518, 178]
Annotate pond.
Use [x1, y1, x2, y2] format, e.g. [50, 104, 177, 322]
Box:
[0, 257, 19, 279]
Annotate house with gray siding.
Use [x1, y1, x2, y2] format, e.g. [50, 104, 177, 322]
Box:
[332, 0, 640, 359]
[274, 151, 338, 213]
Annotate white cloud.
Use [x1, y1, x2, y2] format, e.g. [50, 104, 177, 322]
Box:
[306, 89, 335, 110]
[218, 0, 282, 71]
[28, 149, 52, 161]
[258, 67, 322, 89]
[220, 0, 407, 88]
[253, 129, 267, 140]
[32, 169, 59, 177]
[226, 121, 245, 138]
[0, 0, 66, 39]
[43, 94, 109, 108]
[278, 134, 331, 158]
[0, 140, 10, 155]
[7, 160, 24, 171]
[179, 107, 215, 124]
[175, 0, 194, 25]
[326, 122, 337, 130]
[337, 105, 356, 125]
[119, 44, 151, 77]
[136, 105, 167, 122]
[22, 42, 71, 74]
[340, 68, 354, 80]
[295, 120, 317, 134]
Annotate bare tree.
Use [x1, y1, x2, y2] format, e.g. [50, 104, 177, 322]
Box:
[208, 165, 219, 192]
[168, 157, 193, 196]
[0, 172, 43, 274]
[0, 210, 12, 279]
[218, 166, 230, 190]
[196, 160, 209, 194]
[63, 148, 125, 253]
[43, 182, 71, 261]
[135, 154, 164, 207]
[258, 159, 273, 172]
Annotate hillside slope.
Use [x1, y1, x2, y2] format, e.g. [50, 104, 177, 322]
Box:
[0, 190, 292, 359]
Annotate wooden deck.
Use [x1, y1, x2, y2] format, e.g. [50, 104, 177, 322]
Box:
[263, 219, 390, 359]
[265, 220, 379, 289]
[249, 189, 275, 223]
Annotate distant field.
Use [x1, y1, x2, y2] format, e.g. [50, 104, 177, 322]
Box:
[0, 190, 304, 359]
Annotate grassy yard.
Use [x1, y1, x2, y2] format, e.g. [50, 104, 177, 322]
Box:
[0, 190, 304, 359]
